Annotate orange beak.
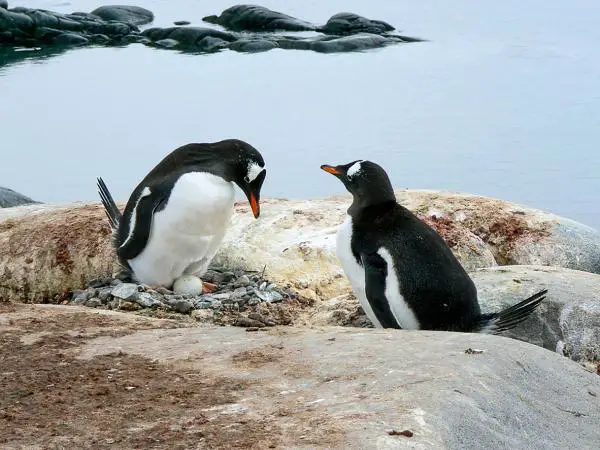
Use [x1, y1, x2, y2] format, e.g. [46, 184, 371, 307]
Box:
[249, 193, 260, 218]
[320, 164, 340, 175]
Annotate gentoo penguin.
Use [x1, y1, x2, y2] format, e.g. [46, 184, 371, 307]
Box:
[97, 139, 266, 292]
[320, 159, 547, 333]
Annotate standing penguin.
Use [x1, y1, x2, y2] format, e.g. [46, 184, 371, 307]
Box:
[97, 139, 266, 293]
[320, 159, 547, 333]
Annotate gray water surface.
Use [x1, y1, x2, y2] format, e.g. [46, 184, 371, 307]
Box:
[1, 0, 599, 228]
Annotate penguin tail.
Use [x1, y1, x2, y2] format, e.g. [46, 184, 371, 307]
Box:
[476, 288, 547, 334]
[96, 177, 122, 231]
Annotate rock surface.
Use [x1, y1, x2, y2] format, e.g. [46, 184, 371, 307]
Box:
[1, 190, 599, 302]
[309, 265, 600, 368]
[0, 3, 422, 55]
[0, 186, 38, 208]
[2, 303, 598, 449]
[90, 5, 153, 26]
[202, 4, 315, 32]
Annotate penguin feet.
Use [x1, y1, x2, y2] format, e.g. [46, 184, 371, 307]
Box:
[202, 281, 218, 294]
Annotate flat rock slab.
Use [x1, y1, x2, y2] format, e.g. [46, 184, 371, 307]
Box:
[2, 304, 598, 449]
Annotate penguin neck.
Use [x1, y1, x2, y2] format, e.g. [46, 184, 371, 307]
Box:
[348, 196, 397, 218]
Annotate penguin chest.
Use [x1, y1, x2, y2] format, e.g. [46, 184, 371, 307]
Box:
[335, 215, 383, 328]
[129, 172, 235, 285]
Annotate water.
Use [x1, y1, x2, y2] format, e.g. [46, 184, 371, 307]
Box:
[1, 0, 599, 228]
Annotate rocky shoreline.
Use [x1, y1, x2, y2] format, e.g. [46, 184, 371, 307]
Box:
[0, 3, 424, 56]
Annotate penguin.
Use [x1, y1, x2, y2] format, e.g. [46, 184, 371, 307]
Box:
[97, 139, 267, 292]
[320, 159, 547, 333]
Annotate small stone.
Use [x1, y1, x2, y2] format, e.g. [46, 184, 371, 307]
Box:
[174, 20, 191, 26]
[195, 301, 212, 309]
[98, 287, 113, 302]
[111, 283, 139, 301]
[119, 301, 141, 311]
[155, 286, 172, 295]
[255, 290, 284, 303]
[259, 282, 267, 291]
[108, 300, 120, 310]
[234, 275, 251, 287]
[71, 290, 89, 305]
[137, 292, 163, 309]
[212, 293, 232, 301]
[169, 299, 194, 314]
[234, 317, 265, 328]
[267, 283, 277, 290]
[247, 298, 260, 306]
[211, 300, 223, 309]
[85, 298, 102, 308]
[232, 287, 247, 299]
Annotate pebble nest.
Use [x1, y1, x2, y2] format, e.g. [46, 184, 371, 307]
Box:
[69, 266, 309, 328]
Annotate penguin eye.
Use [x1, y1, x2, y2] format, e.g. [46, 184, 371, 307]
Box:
[244, 176, 250, 183]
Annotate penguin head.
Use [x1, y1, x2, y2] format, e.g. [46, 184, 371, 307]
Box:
[224, 140, 266, 219]
[320, 160, 396, 209]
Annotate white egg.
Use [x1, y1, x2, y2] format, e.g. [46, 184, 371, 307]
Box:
[172, 275, 204, 295]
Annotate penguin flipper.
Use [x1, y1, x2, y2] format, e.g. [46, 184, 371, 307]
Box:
[361, 252, 402, 329]
[117, 186, 169, 262]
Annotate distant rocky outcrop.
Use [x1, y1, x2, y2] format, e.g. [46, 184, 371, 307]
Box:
[0, 186, 38, 208]
[0, 3, 423, 56]
[0, 1, 8, 11]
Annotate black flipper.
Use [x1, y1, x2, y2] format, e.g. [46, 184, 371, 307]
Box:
[476, 289, 548, 334]
[97, 177, 122, 231]
[361, 251, 402, 329]
[116, 186, 169, 262]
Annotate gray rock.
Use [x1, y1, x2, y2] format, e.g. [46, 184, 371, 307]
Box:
[0, 186, 39, 208]
[202, 5, 315, 32]
[255, 290, 284, 303]
[211, 293, 232, 301]
[71, 289, 89, 305]
[136, 292, 163, 309]
[82, 326, 600, 449]
[211, 300, 223, 309]
[168, 299, 194, 314]
[53, 32, 88, 45]
[195, 301, 212, 309]
[90, 5, 154, 26]
[310, 33, 392, 54]
[473, 265, 600, 367]
[228, 39, 278, 53]
[233, 275, 251, 287]
[97, 287, 113, 302]
[232, 287, 247, 299]
[110, 283, 139, 301]
[173, 20, 190, 26]
[0, 1, 7, 10]
[319, 12, 395, 35]
[247, 298, 260, 306]
[154, 38, 178, 49]
[85, 297, 102, 308]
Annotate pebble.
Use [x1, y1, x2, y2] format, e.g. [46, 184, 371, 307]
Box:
[234, 275, 251, 287]
[137, 292, 163, 309]
[98, 287, 113, 302]
[195, 301, 212, 309]
[111, 283, 139, 300]
[232, 287, 248, 299]
[85, 298, 102, 308]
[168, 299, 194, 314]
[255, 290, 284, 303]
[119, 301, 141, 311]
[72, 290, 89, 305]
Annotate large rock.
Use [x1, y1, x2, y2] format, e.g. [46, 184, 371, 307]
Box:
[73, 311, 600, 449]
[1, 190, 599, 302]
[0, 186, 39, 208]
[202, 4, 315, 32]
[90, 5, 153, 26]
[318, 12, 396, 35]
[308, 264, 600, 367]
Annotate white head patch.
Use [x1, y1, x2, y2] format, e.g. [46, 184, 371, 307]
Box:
[246, 162, 265, 183]
[347, 161, 364, 178]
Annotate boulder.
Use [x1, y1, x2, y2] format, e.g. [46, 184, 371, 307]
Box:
[141, 26, 236, 47]
[71, 311, 599, 449]
[2, 190, 599, 302]
[90, 5, 153, 26]
[309, 33, 398, 54]
[0, 186, 39, 208]
[318, 12, 396, 35]
[202, 4, 316, 32]
[307, 264, 600, 367]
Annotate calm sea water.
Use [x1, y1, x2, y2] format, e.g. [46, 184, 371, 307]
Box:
[1, 0, 599, 228]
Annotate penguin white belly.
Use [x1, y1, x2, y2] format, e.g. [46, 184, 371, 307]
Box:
[128, 172, 235, 286]
[335, 214, 383, 328]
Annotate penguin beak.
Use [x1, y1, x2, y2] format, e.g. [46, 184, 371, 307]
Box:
[320, 164, 341, 176]
[249, 192, 260, 218]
